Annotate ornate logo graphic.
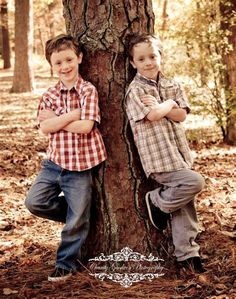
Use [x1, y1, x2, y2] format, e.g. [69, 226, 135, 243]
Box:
[88, 247, 165, 287]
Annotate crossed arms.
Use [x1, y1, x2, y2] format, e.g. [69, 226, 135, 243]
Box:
[141, 95, 187, 122]
[38, 109, 94, 134]
[39, 93, 185, 134]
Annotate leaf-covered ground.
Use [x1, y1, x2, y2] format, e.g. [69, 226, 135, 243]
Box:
[0, 69, 235, 298]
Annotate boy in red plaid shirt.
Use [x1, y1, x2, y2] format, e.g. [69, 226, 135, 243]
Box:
[25, 34, 107, 281]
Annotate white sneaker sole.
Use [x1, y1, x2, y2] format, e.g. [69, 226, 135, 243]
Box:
[145, 192, 160, 230]
[48, 272, 72, 282]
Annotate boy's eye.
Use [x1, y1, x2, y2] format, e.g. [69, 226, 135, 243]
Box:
[67, 58, 72, 62]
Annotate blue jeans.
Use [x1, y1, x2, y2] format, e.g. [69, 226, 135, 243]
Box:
[25, 159, 92, 270]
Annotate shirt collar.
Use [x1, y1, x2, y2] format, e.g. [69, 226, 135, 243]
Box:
[58, 75, 83, 92]
[135, 72, 164, 86]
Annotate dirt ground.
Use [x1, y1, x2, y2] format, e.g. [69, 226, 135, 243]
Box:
[0, 69, 235, 298]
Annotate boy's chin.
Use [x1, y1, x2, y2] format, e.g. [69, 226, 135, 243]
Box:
[144, 73, 158, 81]
[61, 77, 78, 89]
[140, 70, 159, 81]
[60, 76, 78, 86]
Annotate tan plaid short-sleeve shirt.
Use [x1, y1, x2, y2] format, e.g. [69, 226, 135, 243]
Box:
[125, 72, 193, 177]
[38, 76, 107, 171]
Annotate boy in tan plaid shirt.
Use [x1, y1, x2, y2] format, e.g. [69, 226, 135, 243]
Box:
[25, 34, 107, 281]
[125, 34, 205, 273]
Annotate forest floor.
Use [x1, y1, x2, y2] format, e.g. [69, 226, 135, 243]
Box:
[0, 68, 235, 299]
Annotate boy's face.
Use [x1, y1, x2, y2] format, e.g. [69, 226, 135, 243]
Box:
[130, 42, 161, 81]
[50, 48, 82, 88]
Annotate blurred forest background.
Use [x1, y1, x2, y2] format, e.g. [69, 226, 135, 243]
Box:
[1, 0, 236, 144]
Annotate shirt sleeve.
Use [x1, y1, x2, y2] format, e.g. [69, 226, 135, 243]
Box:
[174, 83, 191, 113]
[126, 87, 151, 122]
[80, 83, 100, 123]
[37, 94, 51, 120]
[37, 91, 65, 118]
[38, 94, 49, 112]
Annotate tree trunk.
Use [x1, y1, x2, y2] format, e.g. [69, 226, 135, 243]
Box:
[1, 0, 11, 69]
[11, 0, 34, 92]
[62, 0, 168, 258]
[161, 0, 168, 32]
[220, 0, 236, 145]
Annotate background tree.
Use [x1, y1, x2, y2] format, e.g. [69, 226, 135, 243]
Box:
[62, 0, 169, 258]
[11, 0, 34, 92]
[0, 0, 11, 69]
[220, 0, 236, 145]
[154, 0, 235, 143]
[34, 0, 65, 56]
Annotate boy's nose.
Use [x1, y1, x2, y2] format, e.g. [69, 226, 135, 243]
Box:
[145, 59, 152, 66]
[61, 62, 69, 69]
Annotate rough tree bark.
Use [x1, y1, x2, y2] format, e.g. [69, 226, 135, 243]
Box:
[62, 0, 169, 258]
[1, 0, 11, 69]
[11, 0, 34, 92]
[220, 0, 236, 145]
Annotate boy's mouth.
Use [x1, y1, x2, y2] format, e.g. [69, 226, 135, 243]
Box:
[62, 70, 72, 75]
[145, 67, 156, 71]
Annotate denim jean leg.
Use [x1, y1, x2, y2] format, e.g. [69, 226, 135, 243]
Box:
[56, 169, 92, 270]
[25, 160, 68, 223]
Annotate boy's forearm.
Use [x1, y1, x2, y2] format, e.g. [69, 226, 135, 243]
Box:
[146, 100, 176, 122]
[166, 108, 187, 122]
[40, 112, 77, 134]
[63, 120, 94, 134]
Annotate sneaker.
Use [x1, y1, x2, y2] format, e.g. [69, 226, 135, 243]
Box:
[48, 267, 73, 282]
[178, 257, 206, 274]
[145, 192, 169, 231]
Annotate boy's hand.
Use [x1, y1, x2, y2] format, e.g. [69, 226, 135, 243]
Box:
[38, 109, 56, 121]
[166, 99, 179, 109]
[141, 95, 159, 107]
[141, 96, 178, 109]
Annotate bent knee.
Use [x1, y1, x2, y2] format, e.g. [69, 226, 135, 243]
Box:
[25, 196, 32, 211]
[192, 172, 205, 194]
[25, 196, 38, 214]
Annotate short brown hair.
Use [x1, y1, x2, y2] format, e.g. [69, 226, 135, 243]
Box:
[45, 34, 83, 64]
[126, 34, 163, 61]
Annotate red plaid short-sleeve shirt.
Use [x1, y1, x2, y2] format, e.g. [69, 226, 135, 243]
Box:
[38, 76, 107, 171]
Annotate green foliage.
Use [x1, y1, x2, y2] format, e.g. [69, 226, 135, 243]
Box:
[154, 0, 235, 140]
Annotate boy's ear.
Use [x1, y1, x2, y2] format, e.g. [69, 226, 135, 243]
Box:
[130, 60, 137, 69]
[77, 52, 83, 64]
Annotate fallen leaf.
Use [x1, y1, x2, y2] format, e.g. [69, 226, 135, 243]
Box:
[198, 274, 211, 285]
[3, 288, 18, 295]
